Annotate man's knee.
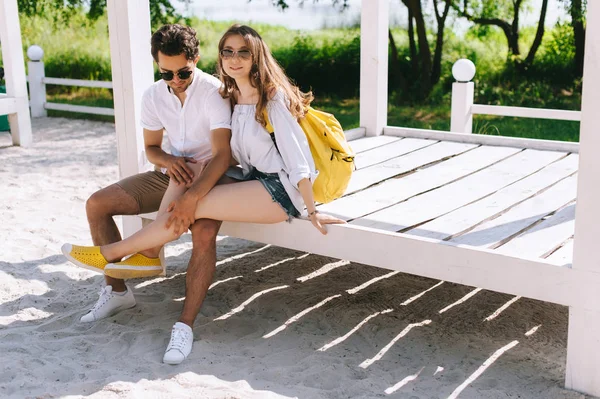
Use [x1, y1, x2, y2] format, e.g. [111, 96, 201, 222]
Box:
[189, 219, 221, 250]
[86, 184, 138, 219]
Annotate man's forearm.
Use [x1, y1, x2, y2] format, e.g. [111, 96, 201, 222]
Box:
[145, 146, 173, 169]
[185, 153, 230, 201]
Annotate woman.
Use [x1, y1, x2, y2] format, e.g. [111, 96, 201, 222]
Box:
[62, 24, 345, 277]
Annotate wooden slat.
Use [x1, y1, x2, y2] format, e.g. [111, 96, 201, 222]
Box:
[497, 202, 576, 259]
[0, 96, 17, 115]
[546, 238, 574, 266]
[384, 126, 580, 153]
[471, 104, 581, 121]
[411, 154, 579, 241]
[349, 135, 400, 153]
[449, 175, 577, 248]
[319, 145, 521, 221]
[346, 141, 476, 195]
[355, 137, 437, 169]
[351, 149, 567, 231]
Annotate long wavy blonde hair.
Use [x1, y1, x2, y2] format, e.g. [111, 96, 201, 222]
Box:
[217, 24, 313, 127]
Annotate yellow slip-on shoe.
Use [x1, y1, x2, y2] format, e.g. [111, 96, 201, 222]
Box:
[61, 244, 108, 273]
[104, 253, 163, 279]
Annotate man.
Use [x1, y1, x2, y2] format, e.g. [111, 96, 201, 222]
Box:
[79, 24, 231, 365]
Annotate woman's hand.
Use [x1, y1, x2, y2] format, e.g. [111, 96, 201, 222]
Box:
[309, 210, 346, 235]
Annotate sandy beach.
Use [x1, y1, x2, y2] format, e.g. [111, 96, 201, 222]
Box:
[0, 118, 593, 399]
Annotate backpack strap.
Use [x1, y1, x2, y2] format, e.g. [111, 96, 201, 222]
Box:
[262, 109, 275, 134]
[261, 109, 278, 149]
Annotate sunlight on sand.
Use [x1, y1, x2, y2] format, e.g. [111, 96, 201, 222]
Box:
[359, 319, 432, 369]
[254, 253, 310, 273]
[208, 275, 243, 290]
[384, 366, 425, 394]
[0, 307, 53, 325]
[447, 340, 520, 399]
[216, 244, 272, 267]
[214, 285, 289, 321]
[317, 309, 393, 352]
[484, 296, 521, 321]
[296, 260, 350, 282]
[400, 281, 444, 305]
[525, 325, 542, 336]
[263, 294, 342, 338]
[439, 288, 482, 314]
[346, 271, 400, 295]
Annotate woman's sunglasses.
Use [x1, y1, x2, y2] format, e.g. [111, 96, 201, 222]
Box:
[220, 49, 252, 60]
[159, 69, 193, 81]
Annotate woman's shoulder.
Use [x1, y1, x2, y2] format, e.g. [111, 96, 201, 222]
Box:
[267, 87, 287, 108]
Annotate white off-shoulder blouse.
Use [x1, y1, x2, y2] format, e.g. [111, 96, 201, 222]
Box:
[226, 91, 318, 215]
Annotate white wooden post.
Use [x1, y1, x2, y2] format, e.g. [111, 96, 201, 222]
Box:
[360, 0, 388, 137]
[0, 0, 32, 146]
[27, 45, 47, 118]
[567, 0, 600, 395]
[450, 59, 476, 133]
[107, 0, 154, 237]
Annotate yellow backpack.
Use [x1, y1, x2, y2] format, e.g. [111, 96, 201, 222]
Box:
[263, 107, 355, 203]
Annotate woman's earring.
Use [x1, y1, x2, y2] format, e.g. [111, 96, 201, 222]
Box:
[252, 64, 259, 79]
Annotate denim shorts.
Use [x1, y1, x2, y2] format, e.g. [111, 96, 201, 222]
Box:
[238, 169, 300, 220]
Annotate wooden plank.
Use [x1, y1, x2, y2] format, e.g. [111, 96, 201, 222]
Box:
[346, 141, 476, 195]
[215, 218, 600, 312]
[567, 1, 600, 394]
[471, 104, 581, 121]
[449, 175, 577, 248]
[496, 202, 576, 259]
[0, 96, 17, 115]
[546, 238, 574, 266]
[384, 126, 580, 153]
[43, 77, 113, 89]
[0, 0, 32, 146]
[349, 135, 400, 153]
[411, 154, 578, 241]
[352, 149, 567, 231]
[360, 0, 388, 136]
[45, 102, 115, 116]
[319, 145, 521, 221]
[107, 0, 154, 238]
[355, 137, 437, 169]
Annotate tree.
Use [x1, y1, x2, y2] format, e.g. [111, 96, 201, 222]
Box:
[17, 0, 187, 28]
[560, 0, 586, 76]
[454, 0, 549, 68]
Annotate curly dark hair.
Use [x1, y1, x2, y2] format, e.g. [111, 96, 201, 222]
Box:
[151, 24, 199, 62]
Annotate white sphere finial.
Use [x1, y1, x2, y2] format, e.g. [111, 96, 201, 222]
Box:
[27, 45, 44, 62]
[452, 59, 476, 82]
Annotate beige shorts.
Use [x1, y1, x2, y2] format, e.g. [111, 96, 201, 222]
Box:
[115, 171, 170, 214]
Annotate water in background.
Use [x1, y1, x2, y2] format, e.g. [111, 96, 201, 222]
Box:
[178, 0, 564, 31]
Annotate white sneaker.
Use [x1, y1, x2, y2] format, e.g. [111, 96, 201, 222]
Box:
[80, 285, 136, 323]
[163, 322, 194, 365]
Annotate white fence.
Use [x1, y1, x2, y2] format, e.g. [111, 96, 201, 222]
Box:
[25, 46, 582, 134]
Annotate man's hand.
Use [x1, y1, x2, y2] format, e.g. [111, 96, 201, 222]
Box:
[166, 193, 198, 236]
[165, 156, 197, 185]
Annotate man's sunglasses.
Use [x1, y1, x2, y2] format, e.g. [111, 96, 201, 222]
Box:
[220, 49, 252, 60]
[159, 69, 193, 81]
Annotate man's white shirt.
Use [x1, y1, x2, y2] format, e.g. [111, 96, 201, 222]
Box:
[140, 68, 232, 164]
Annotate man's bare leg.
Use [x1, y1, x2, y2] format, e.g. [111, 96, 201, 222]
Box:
[178, 218, 222, 327]
[86, 183, 140, 293]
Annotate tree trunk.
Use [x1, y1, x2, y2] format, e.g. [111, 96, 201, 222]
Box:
[571, 0, 586, 76]
[407, 7, 419, 77]
[388, 29, 407, 92]
[524, 0, 548, 66]
[407, 0, 432, 97]
[431, 0, 451, 85]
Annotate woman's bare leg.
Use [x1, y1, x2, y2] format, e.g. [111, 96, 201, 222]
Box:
[100, 180, 287, 261]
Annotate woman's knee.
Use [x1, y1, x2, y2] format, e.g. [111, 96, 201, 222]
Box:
[189, 219, 222, 249]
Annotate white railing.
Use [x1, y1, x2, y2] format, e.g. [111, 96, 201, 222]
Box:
[449, 58, 582, 133]
[25, 46, 582, 132]
[26, 45, 114, 117]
